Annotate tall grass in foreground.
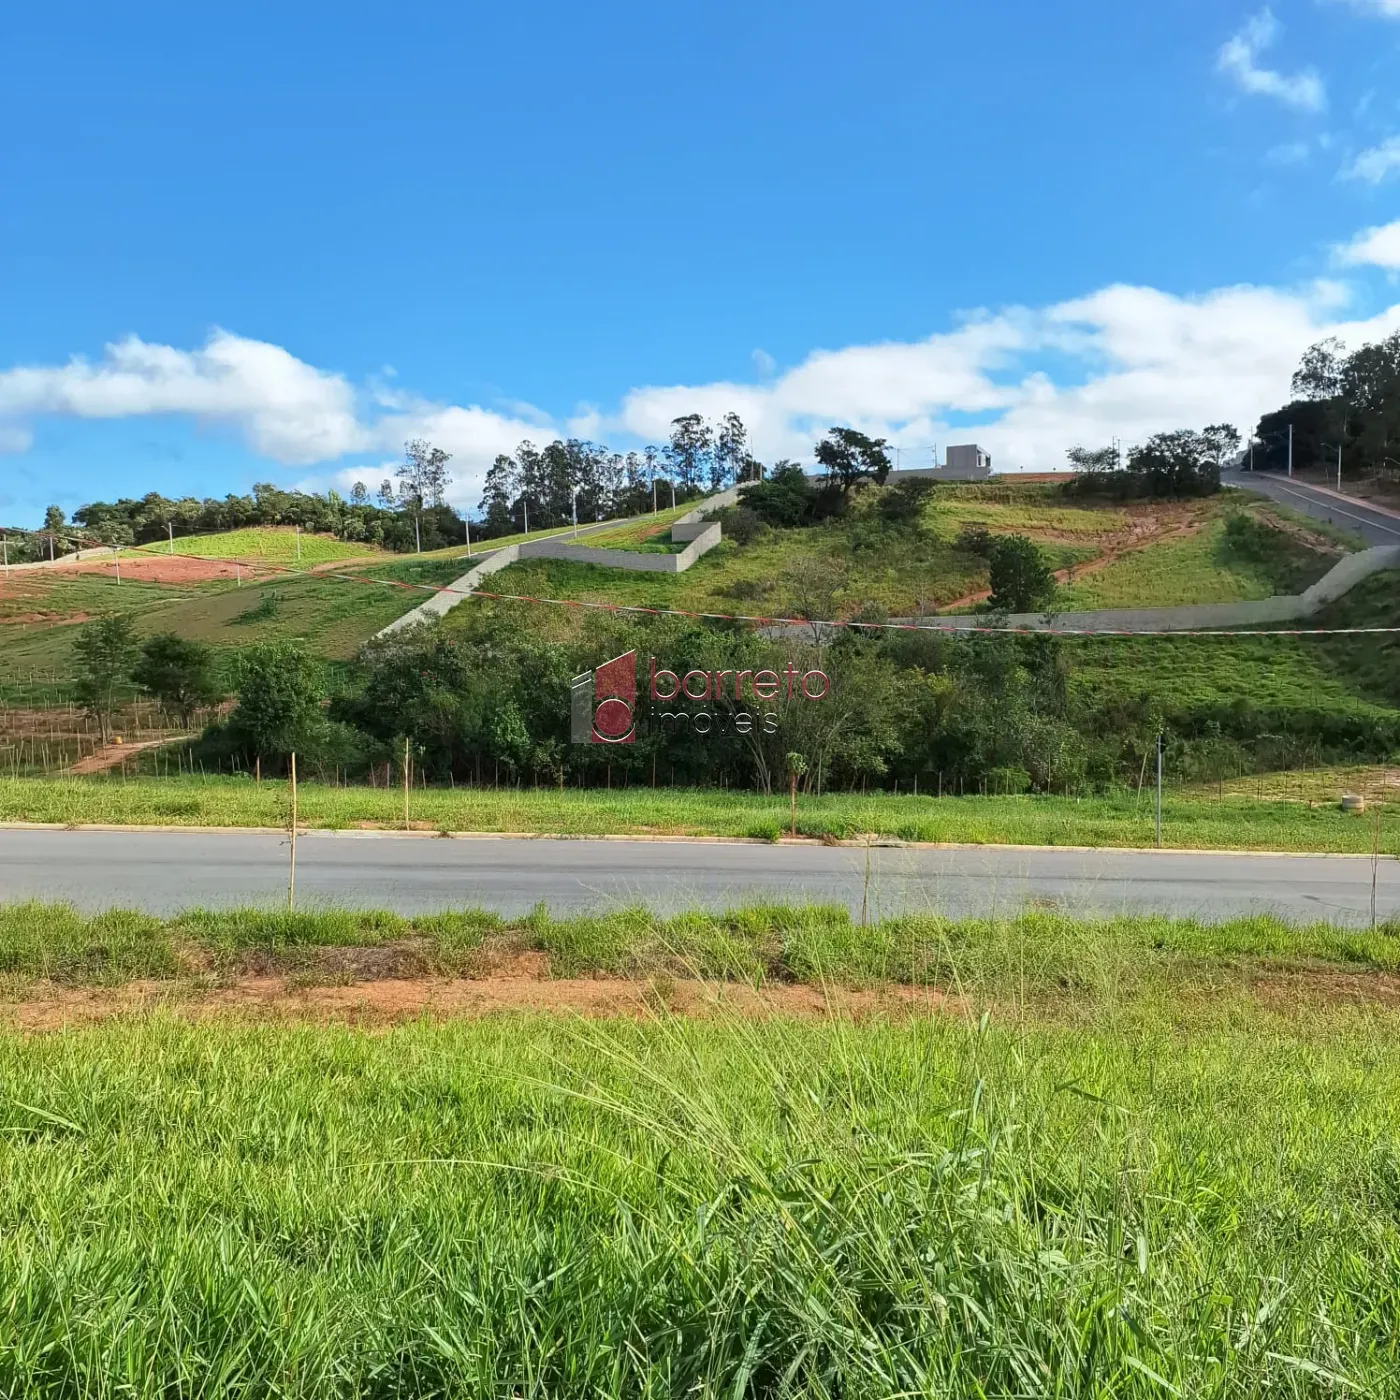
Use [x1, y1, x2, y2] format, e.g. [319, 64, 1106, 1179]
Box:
[3, 1004, 1400, 1395]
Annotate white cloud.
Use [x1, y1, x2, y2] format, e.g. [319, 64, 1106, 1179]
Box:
[0, 330, 368, 465]
[1335, 0, 1400, 15]
[1337, 219, 1400, 268]
[1342, 134, 1400, 182]
[602, 276, 1400, 472]
[9, 220, 1400, 499]
[1217, 10, 1326, 112]
[0, 424, 33, 453]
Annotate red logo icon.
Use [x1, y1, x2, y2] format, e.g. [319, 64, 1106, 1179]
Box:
[570, 650, 636, 744]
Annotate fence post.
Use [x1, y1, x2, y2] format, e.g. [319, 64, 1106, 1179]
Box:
[288, 752, 298, 909]
[1155, 733, 1163, 850]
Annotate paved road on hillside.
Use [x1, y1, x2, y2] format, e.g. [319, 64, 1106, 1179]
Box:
[0, 829, 1393, 926]
[1225, 471, 1400, 547]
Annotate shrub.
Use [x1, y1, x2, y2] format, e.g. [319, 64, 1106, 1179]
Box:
[987, 535, 1055, 612]
[955, 524, 994, 557]
[717, 505, 765, 545]
[877, 477, 936, 524]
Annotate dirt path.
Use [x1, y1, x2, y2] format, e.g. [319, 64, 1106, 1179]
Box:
[68, 737, 179, 775]
[935, 505, 1210, 613]
[2, 971, 955, 1031]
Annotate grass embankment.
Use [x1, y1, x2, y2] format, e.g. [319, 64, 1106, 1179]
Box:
[1057, 506, 1336, 610]
[579, 502, 694, 551]
[5, 902, 1400, 1393]
[477, 487, 1334, 623]
[4, 900, 1400, 988]
[0, 555, 469, 677]
[0, 774, 1393, 852]
[126, 526, 385, 566]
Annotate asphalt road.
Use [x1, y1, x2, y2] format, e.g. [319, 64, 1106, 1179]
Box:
[1225, 471, 1400, 548]
[0, 828, 1394, 926]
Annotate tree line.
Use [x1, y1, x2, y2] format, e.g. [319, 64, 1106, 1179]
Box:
[19, 412, 768, 561]
[476, 412, 761, 535]
[1254, 332, 1400, 479]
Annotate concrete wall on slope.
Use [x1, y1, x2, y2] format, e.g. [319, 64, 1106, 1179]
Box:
[758, 544, 1400, 641]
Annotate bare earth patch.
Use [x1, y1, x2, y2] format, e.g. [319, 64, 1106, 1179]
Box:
[2, 961, 955, 1031]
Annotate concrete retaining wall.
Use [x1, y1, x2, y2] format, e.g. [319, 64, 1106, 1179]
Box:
[760, 544, 1400, 640]
[376, 488, 736, 637]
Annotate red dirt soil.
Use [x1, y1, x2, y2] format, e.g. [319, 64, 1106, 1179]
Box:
[2, 967, 956, 1031]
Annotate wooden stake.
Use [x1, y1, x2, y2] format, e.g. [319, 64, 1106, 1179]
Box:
[288, 752, 297, 909]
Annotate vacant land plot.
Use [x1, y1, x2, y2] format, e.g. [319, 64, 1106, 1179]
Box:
[4, 902, 1400, 1395]
[129, 526, 386, 567]
[476, 488, 1335, 622]
[1057, 507, 1337, 609]
[576, 502, 694, 551]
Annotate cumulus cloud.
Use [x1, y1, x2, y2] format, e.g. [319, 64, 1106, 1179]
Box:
[9, 220, 1400, 498]
[1342, 134, 1400, 182]
[1217, 10, 1326, 112]
[604, 278, 1400, 471]
[1337, 219, 1400, 268]
[0, 331, 368, 465]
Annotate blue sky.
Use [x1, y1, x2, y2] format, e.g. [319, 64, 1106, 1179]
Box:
[2, 0, 1400, 523]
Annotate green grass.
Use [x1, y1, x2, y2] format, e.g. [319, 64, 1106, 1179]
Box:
[579, 502, 695, 551]
[1057, 508, 1335, 610]
[1069, 570, 1400, 729]
[0, 773, 1394, 852]
[125, 526, 387, 566]
[0, 554, 471, 676]
[477, 488, 1338, 622]
[6, 903, 1400, 1393]
[2, 899, 1399, 987]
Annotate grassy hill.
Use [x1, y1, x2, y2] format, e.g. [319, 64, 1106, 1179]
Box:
[126, 526, 385, 567]
[464, 482, 1341, 625]
[1, 481, 1388, 784]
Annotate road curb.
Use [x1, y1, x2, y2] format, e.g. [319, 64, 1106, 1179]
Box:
[0, 821, 1392, 860]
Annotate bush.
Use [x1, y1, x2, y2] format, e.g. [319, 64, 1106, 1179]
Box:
[877, 477, 936, 524]
[717, 505, 766, 545]
[955, 524, 994, 557]
[987, 535, 1055, 613]
[738, 465, 846, 528]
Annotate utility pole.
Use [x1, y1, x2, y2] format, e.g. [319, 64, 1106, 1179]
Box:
[295, 524, 302, 561]
[652, 472, 657, 513]
[48, 532, 54, 563]
[115, 553, 121, 586]
[669, 481, 676, 510]
[413, 511, 421, 554]
[1155, 733, 1163, 850]
[522, 498, 529, 536]
[1287, 423, 1293, 478]
[572, 490, 578, 538]
[1322, 442, 1343, 494]
[167, 521, 174, 554]
[403, 736, 411, 831]
[464, 516, 472, 559]
[2, 534, 7, 577]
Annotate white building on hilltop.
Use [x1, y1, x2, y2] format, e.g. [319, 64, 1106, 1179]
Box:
[935, 444, 992, 480]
